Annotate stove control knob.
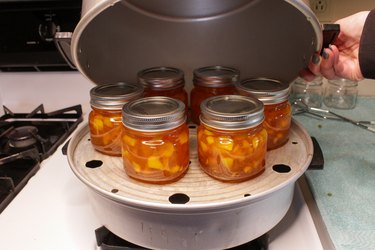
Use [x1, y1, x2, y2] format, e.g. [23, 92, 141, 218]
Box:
[39, 19, 61, 42]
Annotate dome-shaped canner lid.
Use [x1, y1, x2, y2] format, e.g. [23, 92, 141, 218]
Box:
[71, 0, 321, 85]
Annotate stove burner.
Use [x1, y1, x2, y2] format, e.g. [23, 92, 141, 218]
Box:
[0, 104, 83, 213]
[8, 126, 38, 148]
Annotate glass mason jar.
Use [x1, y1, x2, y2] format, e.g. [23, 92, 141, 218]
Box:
[137, 66, 188, 113]
[190, 66, 239, 124]
[236, 78, 292, 150]
[198, 95, 267, 182]
[89, 82, 143, 156]
[291, 76, 323, 108]
[323, 78, 358, 109]
[121, 96, 189, 184]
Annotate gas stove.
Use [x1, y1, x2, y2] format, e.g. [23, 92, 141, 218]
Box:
[0, 104, 83, 213]
[0, 72, 332, 250]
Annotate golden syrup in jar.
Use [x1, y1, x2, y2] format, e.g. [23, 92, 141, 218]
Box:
[137, 67, 188, 113]
[198, 95, 267, 182]
[236, 78, 292, 150]
[89, 83, 143, 156]
[121, 97, 189, 184]
[190, 66, 239, 124]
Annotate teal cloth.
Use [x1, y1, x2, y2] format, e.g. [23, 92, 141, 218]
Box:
[294, 97, 375, 250]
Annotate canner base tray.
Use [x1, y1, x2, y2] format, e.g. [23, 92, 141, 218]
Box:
[68, 120, 313, 208]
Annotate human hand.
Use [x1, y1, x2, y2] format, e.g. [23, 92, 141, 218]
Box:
[300, 11, 370, 81]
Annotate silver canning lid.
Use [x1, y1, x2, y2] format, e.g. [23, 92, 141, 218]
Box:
[122, 96, 186, 131]
[236, 78, 290, 105]
[200, 95, 264, 130]
[137, 67, 185, 90]
[193, 66, 240, 87]
[90, 82, 143, 110]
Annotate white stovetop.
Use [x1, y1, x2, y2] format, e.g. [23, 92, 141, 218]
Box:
[0, 72, 324, 250]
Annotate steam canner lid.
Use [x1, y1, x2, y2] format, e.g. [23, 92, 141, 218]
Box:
[71, 0, 322, 85]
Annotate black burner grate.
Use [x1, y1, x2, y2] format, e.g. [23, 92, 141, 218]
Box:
[0, 158, 40, 213]
[0, 104, 83, 213]
[95, 226, 269, 250]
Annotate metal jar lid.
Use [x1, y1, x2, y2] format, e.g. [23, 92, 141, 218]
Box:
[200, 95, 264, 130]
[236, 78, 290, 105]
[90, 82, 144, 110]
[193, 66, 240, 87]
[137, 67, 185, 90]
[122, 96, 186, 131]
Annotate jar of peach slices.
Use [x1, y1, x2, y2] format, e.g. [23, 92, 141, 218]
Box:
[137, 66, 188, 111]
[190, 66, 239, 124]
[121, 96, 189, 184]
[198, 95, 267, 182]
[236, 78, 292, 150]
[89, 82, 143, 156]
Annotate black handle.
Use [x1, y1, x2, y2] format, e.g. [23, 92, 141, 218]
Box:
[308, 136, 325, 170]
[321, 23, 340, 55]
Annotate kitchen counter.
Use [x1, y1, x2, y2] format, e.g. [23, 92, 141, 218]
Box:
[294, 97, 375, 250]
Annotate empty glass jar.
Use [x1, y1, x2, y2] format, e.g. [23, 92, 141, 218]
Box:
[323, 78, 358, 109]
[291, 76, 323, 108]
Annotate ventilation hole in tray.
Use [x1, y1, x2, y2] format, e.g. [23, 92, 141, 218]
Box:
[111, 189, 119, 193]
[169, 193, 190, 204]
[85, 160, 103, 168]
[292, 141, 298, 144]
[244, 193, 251, 197]
[272, 164, 291, 173]
[189, 125, 197, 129]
